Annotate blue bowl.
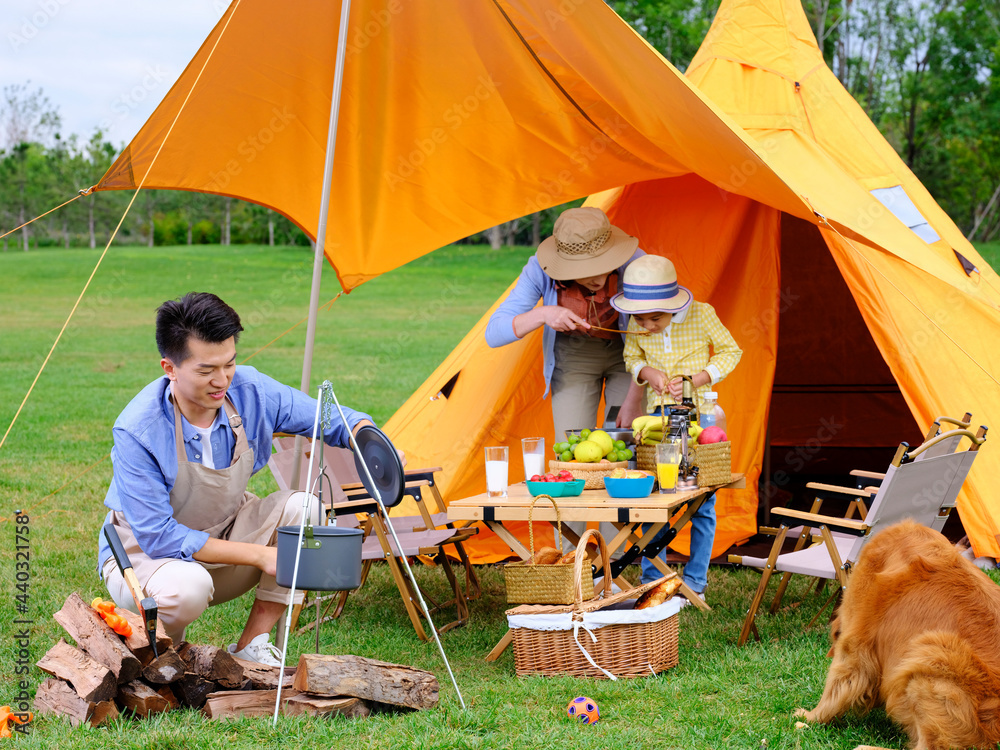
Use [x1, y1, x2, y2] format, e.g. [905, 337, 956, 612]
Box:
[603, 475, 655, 498]
[525, 479, 586, 497]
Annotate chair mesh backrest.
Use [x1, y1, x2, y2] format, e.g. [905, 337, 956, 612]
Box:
[846, 446, 977, 561]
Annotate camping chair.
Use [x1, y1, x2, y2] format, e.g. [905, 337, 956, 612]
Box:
[267, 437, 480, 641]
[750, 413, 976, 613]
[730, 424, 987, 647]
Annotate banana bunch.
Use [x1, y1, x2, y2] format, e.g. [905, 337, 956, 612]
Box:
[631, 415, 704, 445]
[632, 415, 668, 446]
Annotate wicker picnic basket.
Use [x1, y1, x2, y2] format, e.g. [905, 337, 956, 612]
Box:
[507, 529, 682, 679]
[548, 459, 628, 489]
[689, 441, 732, 486]
[503, 494, 594, 605]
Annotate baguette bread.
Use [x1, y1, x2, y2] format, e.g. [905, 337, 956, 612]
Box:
[634, 577, 683, 609]
[528, 546, 562, 565]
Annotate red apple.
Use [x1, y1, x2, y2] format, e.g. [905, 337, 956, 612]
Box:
[697, 426, 728, 444]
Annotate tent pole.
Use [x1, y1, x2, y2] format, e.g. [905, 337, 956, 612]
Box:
[279, 0, 467, 713]
[290, 0, 354, 493]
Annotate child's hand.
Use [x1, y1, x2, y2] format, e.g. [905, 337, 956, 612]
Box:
[666, 377, 685, 402]
[641, 367, 669, 395]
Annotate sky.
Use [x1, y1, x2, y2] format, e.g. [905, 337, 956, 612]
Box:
[4, 1, 229, 146]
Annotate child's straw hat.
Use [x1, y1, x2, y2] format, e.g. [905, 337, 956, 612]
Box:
[610, 255, 692, 314]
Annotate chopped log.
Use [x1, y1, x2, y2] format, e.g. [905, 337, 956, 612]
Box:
[229, 656, 296, 689]
[53, 592, 142, 684]
[119, 609, 172, 664]
[156, 684, 181, 710]
[116, 680, 170, 717]
[35, 678, 119, 727]
[177, 643, 245, 688]
[284, 693, 370, 719]
[141, 648, 186, 684]
[37, 639, 117, 703]
[174, 673, 218, 709]
[292, 654, 439, 710]
[202, 689, 300, 719]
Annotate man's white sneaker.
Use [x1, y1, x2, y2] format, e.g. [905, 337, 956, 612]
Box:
[227, 633, 282, 667]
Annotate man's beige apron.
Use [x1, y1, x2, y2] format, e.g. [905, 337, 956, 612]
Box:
[107, 396, 288, 582]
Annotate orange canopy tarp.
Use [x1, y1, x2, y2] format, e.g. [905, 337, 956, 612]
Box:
[95, 0, 806, 290]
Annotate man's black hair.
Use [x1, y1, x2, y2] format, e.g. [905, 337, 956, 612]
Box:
[155, 292, 243, 363]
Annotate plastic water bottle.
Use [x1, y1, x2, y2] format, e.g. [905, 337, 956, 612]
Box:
[700, 392, 727, 433]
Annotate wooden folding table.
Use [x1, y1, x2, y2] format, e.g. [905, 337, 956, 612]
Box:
[447, 474, 745, 659]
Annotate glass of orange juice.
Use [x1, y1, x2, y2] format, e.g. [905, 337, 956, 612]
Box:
[655, 440, 681, 494]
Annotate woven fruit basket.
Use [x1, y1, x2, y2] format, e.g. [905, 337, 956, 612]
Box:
[636, 441, 732, 487]
[548, 460, 628, 489]
[689, 441, 732, 486]
[506, 529, 682, 679]
[635, 444, 657, 474]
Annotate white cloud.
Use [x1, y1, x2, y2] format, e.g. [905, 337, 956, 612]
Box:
[4, 0, 227, 145]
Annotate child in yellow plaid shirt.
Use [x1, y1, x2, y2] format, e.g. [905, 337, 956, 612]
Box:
[611, 255, 742, 593]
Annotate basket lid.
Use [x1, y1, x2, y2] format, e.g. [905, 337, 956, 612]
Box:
[505, 573, 679, 616]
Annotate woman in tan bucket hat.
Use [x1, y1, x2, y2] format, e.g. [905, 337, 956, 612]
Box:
[485, 206, 646, 447]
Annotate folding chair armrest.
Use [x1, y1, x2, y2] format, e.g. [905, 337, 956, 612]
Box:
[770, 506, 868, 534]
[849, 469, 886, 481]
[402, 467, 443, 480]
[446, 527, 479, 544]
[341, 478, 431, 492]
[328, 498, 378, 516]
[805, 481, 876, 498]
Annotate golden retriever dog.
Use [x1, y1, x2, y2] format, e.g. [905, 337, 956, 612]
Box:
[795, 520, 1000, 750]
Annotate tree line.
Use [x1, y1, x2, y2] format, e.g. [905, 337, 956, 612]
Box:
[3, 0, 999, 251]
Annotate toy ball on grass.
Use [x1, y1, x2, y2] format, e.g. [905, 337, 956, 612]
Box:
[566, 696, 600, 724]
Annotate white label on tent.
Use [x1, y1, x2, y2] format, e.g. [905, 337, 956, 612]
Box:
[870, 186, 942, 244]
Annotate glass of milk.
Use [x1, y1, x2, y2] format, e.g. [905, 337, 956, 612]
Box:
[484, 446, 509, 498]
[521, 437, 545, 481]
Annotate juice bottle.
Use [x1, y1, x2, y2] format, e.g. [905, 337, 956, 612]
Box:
[700, 391, 727, 432]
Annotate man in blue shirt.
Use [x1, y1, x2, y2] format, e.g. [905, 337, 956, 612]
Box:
[99, 292, 380, 665]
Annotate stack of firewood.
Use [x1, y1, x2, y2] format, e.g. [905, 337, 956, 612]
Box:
[36, 592, 440, 726]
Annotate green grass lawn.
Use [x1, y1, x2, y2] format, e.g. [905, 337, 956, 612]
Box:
[1, 242, 996, 749]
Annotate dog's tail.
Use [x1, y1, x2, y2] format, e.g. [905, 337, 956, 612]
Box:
[885, 631, 1000, 750]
